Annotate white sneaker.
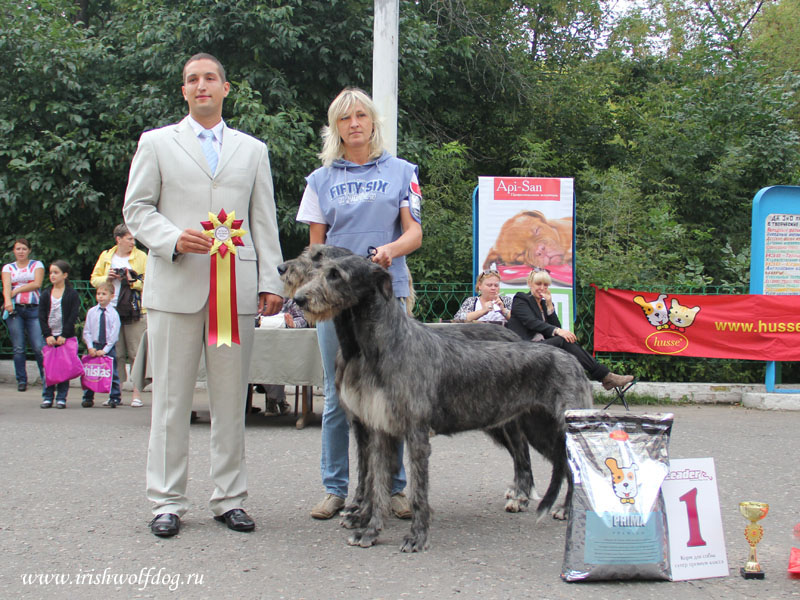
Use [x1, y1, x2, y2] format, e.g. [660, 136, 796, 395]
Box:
[131, 398, 143, 407]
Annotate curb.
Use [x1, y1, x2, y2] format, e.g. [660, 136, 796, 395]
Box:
[593, 381, 800, 410]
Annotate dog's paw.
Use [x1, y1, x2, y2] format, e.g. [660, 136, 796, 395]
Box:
[504, 496, 529, 513]
[551, 506, 568, 521]
[340, 501, 361, 517]
[347, 528, 379, 548]
[400, 533, 429, 553]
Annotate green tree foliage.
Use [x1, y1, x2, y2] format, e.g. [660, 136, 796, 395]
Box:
[0, 2, 109, 267]
[1, 0, 799, 294]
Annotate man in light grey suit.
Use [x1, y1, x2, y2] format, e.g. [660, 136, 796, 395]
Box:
[123, 53, 284, 537]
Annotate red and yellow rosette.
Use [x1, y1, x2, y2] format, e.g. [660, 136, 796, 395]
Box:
[201, 209, 247, 346]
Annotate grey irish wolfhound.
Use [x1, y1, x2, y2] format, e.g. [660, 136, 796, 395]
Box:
[279, 246, 592, 552]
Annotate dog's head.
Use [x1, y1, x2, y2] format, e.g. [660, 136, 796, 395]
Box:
[605, 457, 639, 501]
[292, 252, 393, 322]
[633, 293, 669, 327]
[482, 210, 573, 270]
[278, 244, 354, 297]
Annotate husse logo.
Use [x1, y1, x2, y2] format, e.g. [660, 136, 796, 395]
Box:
[645, 330, 689, 355]
[84, 364, 111, 380]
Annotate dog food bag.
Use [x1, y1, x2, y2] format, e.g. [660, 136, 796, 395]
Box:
[561, 410, 674, 582]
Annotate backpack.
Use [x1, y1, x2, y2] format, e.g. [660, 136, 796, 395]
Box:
[116, 272, 142, 324]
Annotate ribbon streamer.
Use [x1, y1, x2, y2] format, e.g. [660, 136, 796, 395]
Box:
[201, 209, 247, 346]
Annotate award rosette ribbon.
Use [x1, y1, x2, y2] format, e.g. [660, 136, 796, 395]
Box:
[201, 209, 247, 347]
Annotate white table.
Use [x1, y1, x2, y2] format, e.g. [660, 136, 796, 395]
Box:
[248, 327, 324, 428]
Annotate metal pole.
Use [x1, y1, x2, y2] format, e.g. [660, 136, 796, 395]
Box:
[373, 0, 399, 155]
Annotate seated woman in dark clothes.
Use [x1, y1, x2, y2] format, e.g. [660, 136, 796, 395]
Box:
[507, 269, 633, 390]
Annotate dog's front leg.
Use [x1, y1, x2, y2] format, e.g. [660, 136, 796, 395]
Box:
[347, 431, 395, 548]
[400, 427, 431, 553]
[341, 419, 371, 529]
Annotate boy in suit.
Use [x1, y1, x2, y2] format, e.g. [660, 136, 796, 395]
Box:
[81, 281, 122, 408]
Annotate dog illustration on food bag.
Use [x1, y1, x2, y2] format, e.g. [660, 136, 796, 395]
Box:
[605, 458, 639, 505]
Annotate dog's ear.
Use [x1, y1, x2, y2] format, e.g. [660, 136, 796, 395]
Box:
[483, 249, 501, 269]
[372, 265, 394, 300]
[605, 457, 621, 476]
[326, 261, 350, 284]
[522, 209, 547, 222]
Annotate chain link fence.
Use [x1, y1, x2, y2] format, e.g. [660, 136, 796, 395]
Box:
[4, 280, 779, 384]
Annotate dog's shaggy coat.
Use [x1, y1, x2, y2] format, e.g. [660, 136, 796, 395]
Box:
[280, 246, 592, 551]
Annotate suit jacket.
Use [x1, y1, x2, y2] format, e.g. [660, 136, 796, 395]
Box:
[122, 116, 283, 315]
[507, 291, 561, 341]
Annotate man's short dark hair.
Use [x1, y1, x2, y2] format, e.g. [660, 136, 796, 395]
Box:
[183, 53, 226, 83]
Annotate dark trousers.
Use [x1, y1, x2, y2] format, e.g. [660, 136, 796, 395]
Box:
[542, 336, 610, 382]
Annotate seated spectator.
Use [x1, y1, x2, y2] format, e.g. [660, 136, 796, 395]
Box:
[507, 269, 634, 390]
[453, 266, 513, 324]
[255, 298, 308, 415]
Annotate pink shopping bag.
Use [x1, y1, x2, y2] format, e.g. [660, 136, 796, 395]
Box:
[80, 354, 113, 394]
[41, 337, 85, 386]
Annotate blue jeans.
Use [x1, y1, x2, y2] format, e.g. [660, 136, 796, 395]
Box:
[317, 319, 406, 499]
[6, 304, 44, 384]
[81, 346, 121, 403]
[43, 381, 69, 403]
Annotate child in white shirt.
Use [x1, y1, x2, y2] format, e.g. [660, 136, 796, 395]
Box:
[81, 282, 122, 408]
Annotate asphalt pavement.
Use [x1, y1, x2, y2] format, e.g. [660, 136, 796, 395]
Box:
[1, 383, 798, 600]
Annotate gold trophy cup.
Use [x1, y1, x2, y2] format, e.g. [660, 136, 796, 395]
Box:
[739, 501, 769, 579]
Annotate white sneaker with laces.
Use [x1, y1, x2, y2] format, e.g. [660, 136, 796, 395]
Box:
[131, 398, 143, 407]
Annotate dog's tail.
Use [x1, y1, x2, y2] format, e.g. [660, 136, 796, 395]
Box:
[534, 436, 567, 519]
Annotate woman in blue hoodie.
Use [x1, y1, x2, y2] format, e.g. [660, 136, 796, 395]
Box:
[297, 87, 423, 520]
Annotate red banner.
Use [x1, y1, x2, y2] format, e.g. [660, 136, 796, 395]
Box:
[593, 286, 800, 360]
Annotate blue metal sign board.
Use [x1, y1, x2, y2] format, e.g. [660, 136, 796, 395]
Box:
[749, 185, 800, 392]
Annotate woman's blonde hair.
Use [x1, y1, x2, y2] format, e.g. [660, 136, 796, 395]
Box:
[318, 87, 385, 167]
[475, 270, 501, 293]
[527, 268, 552, 286]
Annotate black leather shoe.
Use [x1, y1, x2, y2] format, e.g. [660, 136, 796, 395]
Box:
[18, 383, 27, 392]
[150, 513, 180, 537]
[214, 508, 255, 532]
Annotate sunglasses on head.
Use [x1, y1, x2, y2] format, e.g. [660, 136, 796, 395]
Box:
[533, 267, 550, 274]
[482, 268, 499, 276]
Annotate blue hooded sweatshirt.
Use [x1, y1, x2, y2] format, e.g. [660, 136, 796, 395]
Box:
[305, 151, 421, 297]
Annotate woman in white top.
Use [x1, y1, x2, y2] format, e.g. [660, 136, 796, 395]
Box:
[453, 268, 513, 324]
[2, 238, 45, 391]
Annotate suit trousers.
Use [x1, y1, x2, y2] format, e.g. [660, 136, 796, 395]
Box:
[145, 306, 254, 517]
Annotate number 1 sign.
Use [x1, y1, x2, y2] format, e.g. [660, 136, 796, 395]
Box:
[662, 457, 729, 580]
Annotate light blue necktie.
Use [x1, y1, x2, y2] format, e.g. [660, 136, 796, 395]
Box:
[199, 129, 218, 175]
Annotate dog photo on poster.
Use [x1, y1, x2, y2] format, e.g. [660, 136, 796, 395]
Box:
[476, 176, 576, 327]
